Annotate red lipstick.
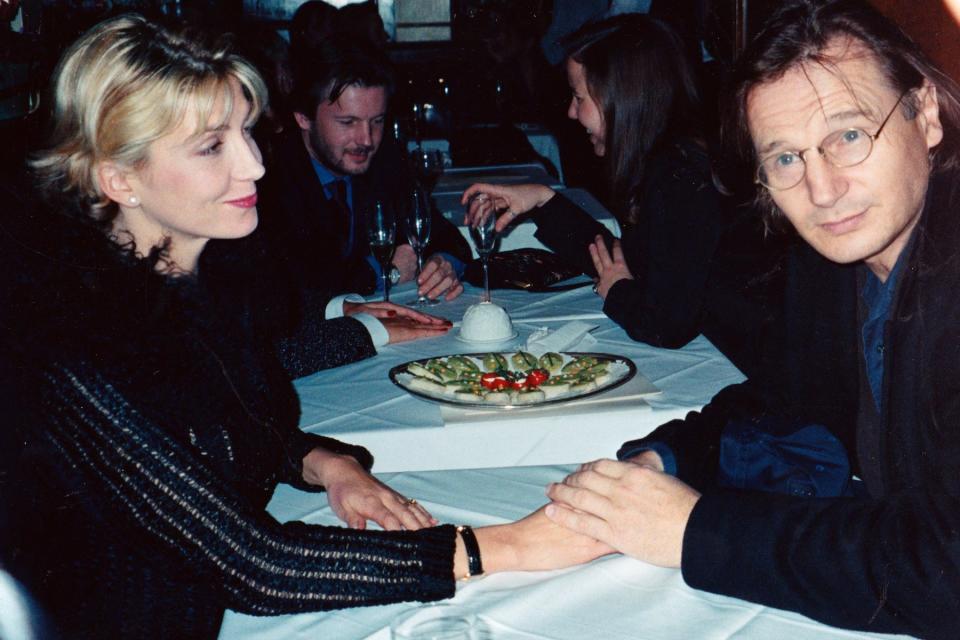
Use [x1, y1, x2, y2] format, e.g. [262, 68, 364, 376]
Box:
[227, 193, 258, 208]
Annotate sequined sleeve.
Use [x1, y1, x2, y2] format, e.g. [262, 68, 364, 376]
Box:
[39, 361, 456, 614]
[274, 315, 377, 380]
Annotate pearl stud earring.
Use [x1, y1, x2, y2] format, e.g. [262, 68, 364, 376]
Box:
[128, 196, 139, 205]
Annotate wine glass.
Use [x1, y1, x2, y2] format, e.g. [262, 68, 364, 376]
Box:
[467, 193, 500, 303]
[406, 185, 438, 307]
[366, 199, 397, 302]
[391, 604, 479, 640]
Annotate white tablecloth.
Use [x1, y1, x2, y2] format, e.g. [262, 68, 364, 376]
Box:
[295, 283, 744, 473]
[219, 464, 910, 640]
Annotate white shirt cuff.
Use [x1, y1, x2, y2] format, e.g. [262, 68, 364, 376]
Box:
[350, 312, 389, 348]
[325, 293, 367, 319]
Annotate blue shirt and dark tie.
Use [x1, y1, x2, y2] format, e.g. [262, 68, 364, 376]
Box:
[307, 155, 465, 290]
[308, 156, 385, 285]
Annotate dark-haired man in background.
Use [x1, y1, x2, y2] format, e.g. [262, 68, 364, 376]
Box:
[539, 1, 960, 638]
[262, 36, 469, 308]
[201, 38, 465, 378]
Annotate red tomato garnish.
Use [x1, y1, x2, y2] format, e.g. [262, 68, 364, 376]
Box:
[525, 369, 549, 387]
[480, 372, 504, 390]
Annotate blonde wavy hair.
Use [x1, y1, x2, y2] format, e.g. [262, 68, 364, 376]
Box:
[32, 14, 268, 225]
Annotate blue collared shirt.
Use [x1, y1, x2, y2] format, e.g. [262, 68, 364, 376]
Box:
[309, 157, 355, 249]
[860, 248, 909, 413]
[309, 157, 387, 282]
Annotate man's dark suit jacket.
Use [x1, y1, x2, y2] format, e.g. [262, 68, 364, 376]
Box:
[619, 168, 960, 639]
[257, 128, 471, 299]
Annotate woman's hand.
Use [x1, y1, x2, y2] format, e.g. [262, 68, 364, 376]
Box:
[461, 183, 556, 232]
[418, 255, 464, 301]
[380, 316, 452, 343]
[302, 448, 437, 531]
[342, 300, 453, 343]
[545, 459, 700, 568]
[462, 506, 614, 579]
[588, 236, 633, 299]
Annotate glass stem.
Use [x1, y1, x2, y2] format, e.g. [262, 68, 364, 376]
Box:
[482, 258, 490, 302]
[416, 251, 426, 301]
[383, 271, 390, 303]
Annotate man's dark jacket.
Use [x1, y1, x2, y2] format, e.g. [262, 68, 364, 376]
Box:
[257, 129, 471, 298]
[621, 168, 960, 639]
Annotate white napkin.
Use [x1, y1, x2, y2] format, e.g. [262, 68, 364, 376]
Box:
[524, 320, 598, 355]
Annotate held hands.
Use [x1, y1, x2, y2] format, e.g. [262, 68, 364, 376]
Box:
[545, 459, 700, 568]
[588, 236, 633, 299]
[467, 506, 614, 578]
[302, 448, 438, 531]
[461, 183, 556, 233]
[342, 300, 452, 344]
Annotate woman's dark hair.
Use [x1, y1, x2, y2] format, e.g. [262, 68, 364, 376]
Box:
[289, 35, 395, 118]
[562, 14, 704, 225]
[722, 0, 960, 228]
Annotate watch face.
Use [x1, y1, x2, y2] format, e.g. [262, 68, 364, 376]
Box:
[389, 266, 401, 284]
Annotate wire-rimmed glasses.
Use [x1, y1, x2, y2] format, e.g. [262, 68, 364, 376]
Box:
[755, 89, 909, 191]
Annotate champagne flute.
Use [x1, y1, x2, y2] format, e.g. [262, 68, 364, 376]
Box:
[406, 185, 438, 307]
[467, 193, 500, 303]
[366, 199, 397, 302]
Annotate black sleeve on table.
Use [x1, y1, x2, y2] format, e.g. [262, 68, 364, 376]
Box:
[39, 361, 455, 615]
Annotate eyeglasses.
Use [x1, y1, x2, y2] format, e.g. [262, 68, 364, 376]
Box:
[755, 89, 910, 191]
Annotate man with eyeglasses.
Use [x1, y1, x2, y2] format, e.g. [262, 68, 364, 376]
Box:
[537, 1, 960, 638]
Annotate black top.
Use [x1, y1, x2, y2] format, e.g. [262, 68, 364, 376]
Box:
[530, 138, 779, 376]
[0, 190, 456, 640]
[620, 169, 960, 639]
[199, 230, 378, 380]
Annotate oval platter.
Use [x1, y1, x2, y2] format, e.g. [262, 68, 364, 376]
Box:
[388, 351, 637, 410]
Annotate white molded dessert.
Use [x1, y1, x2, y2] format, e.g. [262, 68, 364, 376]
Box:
[460, 302, 514, 342]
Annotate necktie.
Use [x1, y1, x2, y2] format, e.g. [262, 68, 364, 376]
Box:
[328, 179, 353, 257]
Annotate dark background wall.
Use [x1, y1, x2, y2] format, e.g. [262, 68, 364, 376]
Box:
[871, 0, 960, 83]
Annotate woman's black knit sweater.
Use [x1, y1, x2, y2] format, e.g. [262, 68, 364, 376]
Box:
[0, 191, 456, 639]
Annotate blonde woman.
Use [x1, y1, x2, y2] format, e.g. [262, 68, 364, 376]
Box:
[0, 15, 606, 639]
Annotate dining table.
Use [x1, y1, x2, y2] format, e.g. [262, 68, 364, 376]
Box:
[217, 158, 915, 639]
[219, 462, 912, 640]
[218, 251, 912, 638]
[294, 281, 744, 473]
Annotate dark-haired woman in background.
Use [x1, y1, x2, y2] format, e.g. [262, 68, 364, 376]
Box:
[465, 14, 775, 375]
[0, 14, 607, 640]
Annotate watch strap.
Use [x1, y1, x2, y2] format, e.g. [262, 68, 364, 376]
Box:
[456, 525, 483, 579]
